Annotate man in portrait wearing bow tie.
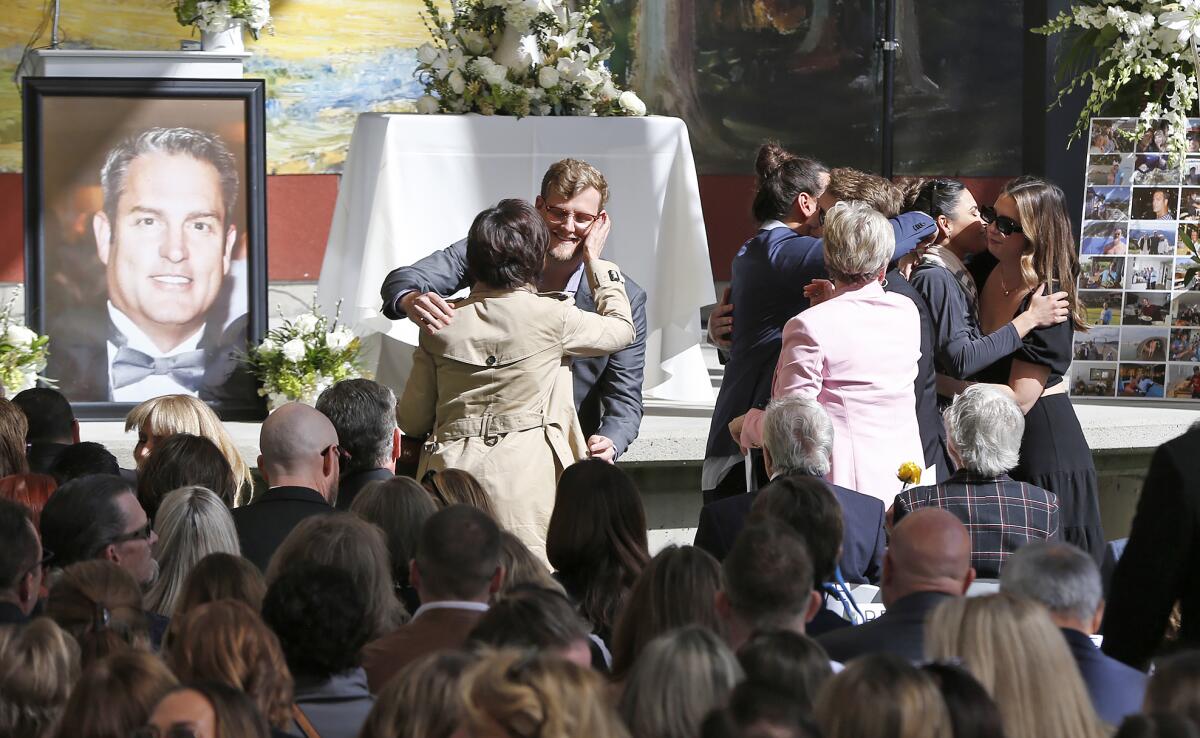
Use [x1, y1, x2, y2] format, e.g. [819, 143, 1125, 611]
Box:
[46, 127, 252, 403]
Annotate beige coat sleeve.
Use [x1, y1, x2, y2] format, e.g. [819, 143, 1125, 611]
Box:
[397, 342, 437, 437]
[562, 258, 636, 357]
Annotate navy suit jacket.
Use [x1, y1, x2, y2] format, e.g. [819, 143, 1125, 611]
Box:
[692, 476, 886, 585]
[335, 467, 395, 511]
[1061, 627, 1145, 726]
[817, 590, 953, 664]
[231, 485, 333, 571]
[704, 213, 940, 475]
[380, 239, 647, 459]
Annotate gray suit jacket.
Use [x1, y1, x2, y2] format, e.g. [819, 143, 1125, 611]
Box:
[380, 239, 646, 458]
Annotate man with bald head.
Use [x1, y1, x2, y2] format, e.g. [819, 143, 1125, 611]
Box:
[231, 402, 340, 570]
[817, 508, 975, 663]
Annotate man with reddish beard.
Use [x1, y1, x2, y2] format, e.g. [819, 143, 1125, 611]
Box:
[381, 159, 647, 462]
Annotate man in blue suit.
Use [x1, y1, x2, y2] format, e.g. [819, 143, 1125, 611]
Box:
[380, 159, 645, 462]
[1002, 542, 1146, 726]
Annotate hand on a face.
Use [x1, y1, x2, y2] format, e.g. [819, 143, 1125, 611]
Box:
[581, 212, 610, 262]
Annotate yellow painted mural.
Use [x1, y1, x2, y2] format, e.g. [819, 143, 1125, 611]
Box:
[0, 0, 443, 173]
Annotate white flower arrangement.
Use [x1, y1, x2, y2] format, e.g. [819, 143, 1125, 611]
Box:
[245, 300, 365, 410]
[1037, 0, 1200, 157]
[175, 0, 273, 39]
[415, 0, 647, 117]
[0, 290, 50, 396]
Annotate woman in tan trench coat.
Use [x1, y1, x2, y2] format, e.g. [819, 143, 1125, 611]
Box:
[398, 199, 635, 560]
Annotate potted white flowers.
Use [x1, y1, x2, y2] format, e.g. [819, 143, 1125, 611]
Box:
[246, 302, 364, 411]
[0, 292, 49, 397]
[175, 0, 273, 52]
[415, 0, 647, 117]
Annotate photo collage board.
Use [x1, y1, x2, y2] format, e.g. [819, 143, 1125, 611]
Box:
[1073, 117, 1200, 400]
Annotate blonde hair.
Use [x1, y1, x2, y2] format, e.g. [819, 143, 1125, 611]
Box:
[618, 626, 742, 738]
[1002, 177, 1088, 330]
[822, 200, 896, 284]
[495, 531, 565, 599]
[0, 618, 81, 738]
[540, 159, 610, 209]
[459, 649, 630, 738]
[815, 653, 951, 738]
[124, 395, 253, 506]
[360, 651, 477, 738]
[925, 593, 1107, 738]
[46, 560, 150, 668]
[145, 486, 241, 618]
[425, 468, 498, 519]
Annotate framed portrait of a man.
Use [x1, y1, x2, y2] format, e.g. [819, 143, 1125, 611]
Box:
[23, 78, 267, 420]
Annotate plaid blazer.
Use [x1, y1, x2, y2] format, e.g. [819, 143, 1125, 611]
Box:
[894, 470, 1059, 578]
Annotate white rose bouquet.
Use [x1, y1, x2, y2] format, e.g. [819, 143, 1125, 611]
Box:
[175, 0, 273, 39]
[1037, 0, 1200, 157]
[0, 290, 50, 396]
[245, 300, 365, 410]
[415, 0, 647, 117]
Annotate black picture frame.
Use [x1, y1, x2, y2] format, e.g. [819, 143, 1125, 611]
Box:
[22, 77, 268, 421]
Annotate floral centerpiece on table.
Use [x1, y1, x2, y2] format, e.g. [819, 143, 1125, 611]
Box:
[246, 301, 364, 410]
[0, 291, 50, 396]
[1037, 1, 1200, 158]
[414, 0, 647, 117]
[175, 0, 274, 39]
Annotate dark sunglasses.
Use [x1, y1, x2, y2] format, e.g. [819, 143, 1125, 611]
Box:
[110, 521, 153, 545]
[980, 205, 1023, 237]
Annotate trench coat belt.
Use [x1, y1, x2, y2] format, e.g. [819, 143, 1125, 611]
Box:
[433, 412, 549, 444]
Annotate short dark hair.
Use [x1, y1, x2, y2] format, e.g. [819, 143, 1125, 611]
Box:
[316, 378, 397, 474]
[415, 504, 502, 600]
[0, 498, 38, 591]
[737, 630, 833, 712]
[170, 682, 271, 738]
[466, 199, 550, 290]
[48, 442, 120, 483]
[12, 387, 74, 444]
[468, 585, 590, 651]
[39, 474, 133, 567]
[749, 474, 843, 584]
[902, 178, 970, 220]
[722, 520, 814, 625]
[350, 476, 438, 589]
[921, 663, 1006, 738]
[136, 434, 235, 520]
[261, 562, 371, 679]
[751, 143, 828, 222]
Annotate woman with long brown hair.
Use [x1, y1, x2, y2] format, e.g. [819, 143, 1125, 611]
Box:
[0, 398, 30, 478]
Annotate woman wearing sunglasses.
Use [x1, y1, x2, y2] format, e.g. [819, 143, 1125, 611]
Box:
[970, 176, 1103, 563]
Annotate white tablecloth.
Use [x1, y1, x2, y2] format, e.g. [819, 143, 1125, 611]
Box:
[317, 113, 716, 402]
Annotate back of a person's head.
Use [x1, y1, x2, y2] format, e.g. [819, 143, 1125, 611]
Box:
[999, 541, 1101, 626]
[350, 476, 438, 588]
[722, 520, 815, 629]
[496, 531, 565, 597]
[943, 384, 1024, 477]
[137, 434, 237, 518]
[0, 474, 56, 528]
[174, 552, 266, 617]
[168, 598, 294, 730]
[465, 198, 551, 290]
[701, 687, 823, 738]
[469, 585, 590, 654]
[263, 561, 372, 681]
[925, 593, 1104, 738]
[39, 474, 130, 568]
[619, 626, 743, 738]
[921, 662, 1006, 738]
[761, 395, 833, 477]
[0, 398, 30, 478]
[0, 618, 80, 738]
[0, 497, 39, 598]
[1145, 651, 1200, 725]
[145, 486, 241, 618]
[815, 653, 951, 738]
[48, 442, 120, 483]
[458, 648, 630, 738]
[546, 459, 649, 633]
[266, 511, 405, 637]
[737, 629, 833, 711]
[151, 681, 272, 738]
[416, 504, 502, 601]
[750, 474, 842, 584]
[825, 167, 903, 217]
[47, 559, 149, 666]
[316, 378, 397, 475]
[54, 649, 177, 738]
[359, 650, 478, 738]
[13, 387, 75, 444]
[899, 177, 971, 220]
[610, 545, 723, 679]
[424, 468, 498, 518]
[751, 142, 827, 223]
[1116, 714, 1200, 738]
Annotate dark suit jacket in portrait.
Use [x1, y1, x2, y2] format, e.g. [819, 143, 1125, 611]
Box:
[380, 239, 647, 459]
[693, 475, 886, 585]
[894, 470, 1059, 579]
[231, 485, 333, 571]
[335, 467, 395, 511]
[1103, 427, 1200, 670]
[361, 604, 486, 693]
[817, 590, 954, 664]
[1061, 627, 1146, 725]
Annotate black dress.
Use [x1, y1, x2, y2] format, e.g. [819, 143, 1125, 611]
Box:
[974, 293, 1105, 563]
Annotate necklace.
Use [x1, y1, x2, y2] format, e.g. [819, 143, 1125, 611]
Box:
[998, 266, 1019, 296]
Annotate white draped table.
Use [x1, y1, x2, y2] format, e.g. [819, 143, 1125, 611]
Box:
[317, 113, 717, 403]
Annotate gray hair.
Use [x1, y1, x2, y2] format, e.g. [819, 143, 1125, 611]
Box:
[316, 379, 397, 473]
[943, 385, 1024, 477]
[100, 127, 239, 227]
[999, 541, 1102, 624]
[822, 200, 895, 283]
[145, 486, 240, 618]
[762, 395, 833, 477]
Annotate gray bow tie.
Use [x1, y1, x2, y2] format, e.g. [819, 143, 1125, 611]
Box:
[111, 346, 206, 391]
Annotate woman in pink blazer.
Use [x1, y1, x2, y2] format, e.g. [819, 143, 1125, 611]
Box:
[731, 200, 925, 503]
